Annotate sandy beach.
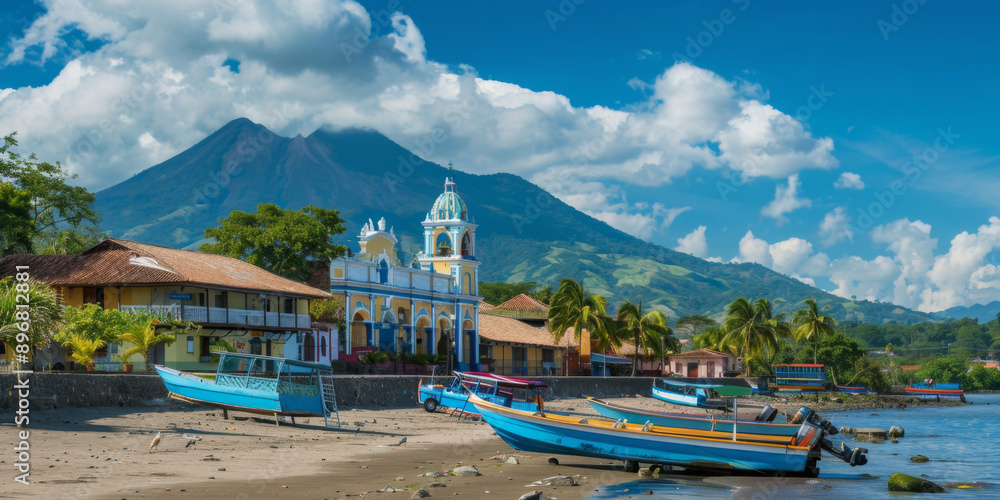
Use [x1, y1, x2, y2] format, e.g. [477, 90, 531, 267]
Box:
[6, 394, 959, 500]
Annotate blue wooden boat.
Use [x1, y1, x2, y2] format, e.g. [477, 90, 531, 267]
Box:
[773, 364, 827, 392]
[155, 352, 338, 426]
[469, 394, 867, 475]
[651, 379, 726, 409]
[587, 398, 801, 437]
[418, 371, 547, 417]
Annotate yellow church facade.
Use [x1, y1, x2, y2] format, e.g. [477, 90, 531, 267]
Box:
[329, 178, 484, 370]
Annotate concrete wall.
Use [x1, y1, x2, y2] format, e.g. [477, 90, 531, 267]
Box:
[1, 373, 657, 412]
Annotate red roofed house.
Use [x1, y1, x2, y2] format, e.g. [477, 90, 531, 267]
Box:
[478, 312, 574, 376]
[0, 238, 330, 370]
[663, 349, 742, 378]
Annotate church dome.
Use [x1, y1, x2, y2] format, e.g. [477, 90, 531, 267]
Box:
[429, 177, 468, 221]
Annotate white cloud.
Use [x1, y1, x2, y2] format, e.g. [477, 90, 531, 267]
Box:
[828, 255, 899, 302]
[818, 207, 853, 246]
[675, 225, 708, 258]
[1, 3, 839, 213]
[734, 231, 772, 268]
[921, 216, 1000, 311]
[761, 174, 811, 223]
[834, 171, 864, 190]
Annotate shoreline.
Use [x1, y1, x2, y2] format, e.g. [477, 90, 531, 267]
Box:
[10, 394, 963, 499]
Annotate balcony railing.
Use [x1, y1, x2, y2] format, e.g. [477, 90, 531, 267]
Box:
[119, 305, 310, 329]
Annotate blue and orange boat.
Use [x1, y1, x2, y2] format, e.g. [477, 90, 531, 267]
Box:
[155, 352, 339, 426]
[418, 371, 547, 417]
[469, 394, 867, 475]
[651, 379, 727, 409]
[586, 397, 802, 437]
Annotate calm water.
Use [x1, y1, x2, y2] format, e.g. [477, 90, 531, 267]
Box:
[590, 393, 1000, 499]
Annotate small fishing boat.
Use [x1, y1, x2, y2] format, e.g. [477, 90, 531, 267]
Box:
[651, 378, 726, 409]
[905, 382, 965, 401]
[836, 385, 871, 394]
[469, 394, 867, 476]
[773, 364, 828, 392]
[418, 371, 547, 417]
[155, 352, 339, 427]
[587, 398, 801, 437]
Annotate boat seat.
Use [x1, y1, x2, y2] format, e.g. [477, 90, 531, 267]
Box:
[755, 404, 778, 423]
[641, 421, 654, 432]
[612, 419, 627, 429]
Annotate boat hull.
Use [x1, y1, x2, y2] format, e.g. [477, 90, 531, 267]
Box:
[471, 396, 817, 474]
[651, 384, 724, 409]
[904, 387, 964, 395]
[587, 398, 799, 437]
[156, 366, 325, 417]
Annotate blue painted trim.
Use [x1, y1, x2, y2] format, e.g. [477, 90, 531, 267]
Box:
[330, 282, 481, 305]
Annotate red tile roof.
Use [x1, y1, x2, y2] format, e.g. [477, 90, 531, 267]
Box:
[479, 314, 577, 348]
[479, 301, 496, 313]
[0, 238, 330, 298]
[495, 294, 549, 312]
[670, 348, 735, 359]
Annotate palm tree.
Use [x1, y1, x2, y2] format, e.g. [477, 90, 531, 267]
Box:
[615, 300, 678, 376]
[792, 298, 838, 364]
[721, 297, 788, 375]
[60, 333, 106, 368]
[0, 278, 62, 369]
[118, 318, 176, 371]
[548, 278, 611, 369]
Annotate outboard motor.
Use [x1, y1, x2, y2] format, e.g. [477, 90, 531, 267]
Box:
[755, 404, 778, 423]
[791, 406, 838, 435]
[819, 439, 869, 467]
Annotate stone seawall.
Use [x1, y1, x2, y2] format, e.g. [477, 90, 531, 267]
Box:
[0, 373, 656, 411]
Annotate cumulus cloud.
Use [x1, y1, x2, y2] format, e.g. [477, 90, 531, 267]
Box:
[921, 216, 1000, 311]
[675, 225, 708, 258]
[0, 0, 839, 212]
[761, 174, 811, 223]
[733, 231, 829, 280]
[818, 207, 852, 246]
[834, 171, 864, 190]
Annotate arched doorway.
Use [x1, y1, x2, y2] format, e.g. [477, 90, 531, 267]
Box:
[351, 310, 370, 351]
[414, 315, 431, 354]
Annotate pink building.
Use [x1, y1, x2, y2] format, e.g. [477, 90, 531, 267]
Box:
[665, 349, 741, 378]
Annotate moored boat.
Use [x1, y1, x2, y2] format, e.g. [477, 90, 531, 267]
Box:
[418, 371, 547, 417]
[587, 397, 800, 437]
[651, 378, 726, 409]
[469, 394, 867, 475]
[905, 382, 965, 401]
[155, 352, 338, 426]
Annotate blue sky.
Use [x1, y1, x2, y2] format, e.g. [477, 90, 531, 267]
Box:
[2, 0, 999, 312]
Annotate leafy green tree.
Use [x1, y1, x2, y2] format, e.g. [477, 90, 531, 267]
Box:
[964, 364, 1000, 391]
[615, 300, 677, 376]
[0, 278, 63, 368]
[200, 203, 347, 281]
[795, 333, 865, 385]
[34, 226, 105, 255]
[691, 325, 731, 353]
[548, 278, 611, 359]
[792, 298, 838, 364]
[57, 304, 132, 344]
[722, 297, 788, 375]
[0, 133, 101, 254]
[914, 356, 967, 384]
[846, 357, 890, 394]
[0, 183, 34, 255]
[478, 281, 539, 305]
[117, 317, 177, 371]
[530, 284, 553, 305]
[675, 315, 717, 339]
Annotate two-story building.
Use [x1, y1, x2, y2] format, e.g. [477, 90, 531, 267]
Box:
[1, 238, 329, 370]
[329, 178, 483, 371]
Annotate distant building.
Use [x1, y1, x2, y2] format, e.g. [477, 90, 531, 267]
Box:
[478, 313, 574, 376]
[328, 178, 483, 371]
[663, 349, 741, 378]
[0, 239, 329, 370]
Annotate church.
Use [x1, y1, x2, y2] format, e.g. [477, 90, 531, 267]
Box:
[327, 178, 483, 371]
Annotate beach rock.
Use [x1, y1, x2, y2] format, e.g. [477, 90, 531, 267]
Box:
[505, 457, 519, 465]
[547, 457, 559, 465]
[378, 485, 398, 493]
[450, 466, 480, 477]
[531, 475, 578, 486]
[839, 426, 856, 436]
[853, 428, 888, 443]
[888, 426, 905, 438]
[910, 455, 930, 463]
[943, 482, 987, 490]
[888, 473, 946, 493]
[637, 467, 657, 478]
[396, 476, 406, 481]
[517, 492, 543, 500]
[420, 472, 444, 477]
[411, 490, 431, 499]
[429, 482, 446, 488]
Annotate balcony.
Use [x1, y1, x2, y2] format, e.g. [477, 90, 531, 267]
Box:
[119, 305, 311, 329]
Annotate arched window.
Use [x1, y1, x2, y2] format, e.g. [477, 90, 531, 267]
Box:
[461, 232, 472, 256]
[321, 336, 327, 357]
